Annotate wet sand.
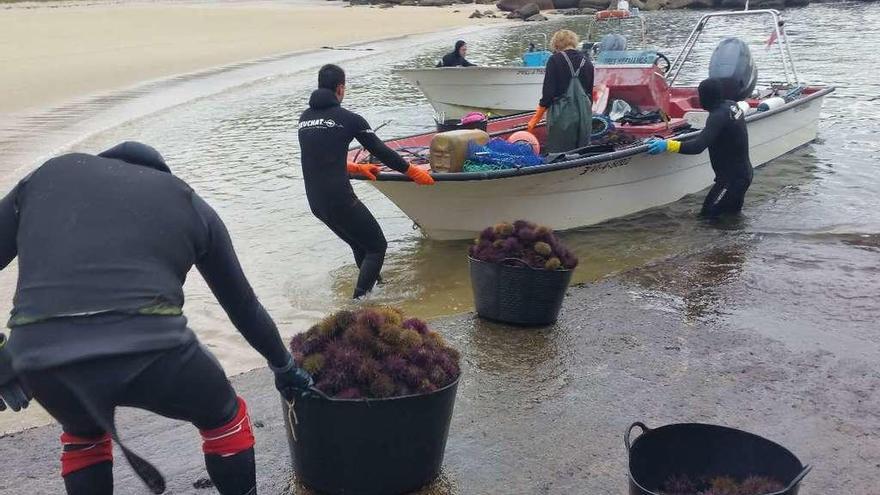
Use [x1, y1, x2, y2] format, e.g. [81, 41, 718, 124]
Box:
[0, 0, 499, 114]
[2, 235, 877, 494]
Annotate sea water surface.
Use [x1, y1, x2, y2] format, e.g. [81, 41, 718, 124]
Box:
[0, 3, 877, 432]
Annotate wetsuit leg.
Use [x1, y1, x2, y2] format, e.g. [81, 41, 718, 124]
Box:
[21, 371, 114, 495]
[321, 201, 387, 298]
[20, 340, 253, 495]
[120, 340, 255, 495]
[700, 178, 750, 218]
[322, 221, 384, 287]
[320, 215, 367, 268]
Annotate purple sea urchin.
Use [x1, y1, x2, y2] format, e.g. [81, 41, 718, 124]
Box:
[356, 309, 385, 331]
[289, 307, 461, 399]
[399, 328, 424, 349]
[493, 222, 514, 237]
[533, 241, 552, 257]
[659, 474, 786, 495]
[369, 373, 396, 398]
[402, 318, 429, 335]
[737, 476, 785, 494]
[375, 306, 404, 326]
[301, 353, 326, 375]
[378, 324, 404, 346]
[342, 323, 374, 350]
[470, 220, 578, 270]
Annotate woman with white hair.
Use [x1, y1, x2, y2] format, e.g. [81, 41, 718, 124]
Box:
[527, 29, 595, 153]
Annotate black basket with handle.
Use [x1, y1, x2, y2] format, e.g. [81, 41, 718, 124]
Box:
[469, 257, 572, 326]
[283, 379, 459, 495]
[626, 422, 812, 495]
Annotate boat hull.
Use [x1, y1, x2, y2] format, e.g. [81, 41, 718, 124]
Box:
[370, 93, 828, 240]
[394, 67, 544, 119]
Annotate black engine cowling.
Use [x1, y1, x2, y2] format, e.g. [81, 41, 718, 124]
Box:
[708, 37, 758, 101]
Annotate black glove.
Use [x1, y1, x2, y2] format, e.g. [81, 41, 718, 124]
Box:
[0, 334, 31, 412]
[269, 353, 313, 402]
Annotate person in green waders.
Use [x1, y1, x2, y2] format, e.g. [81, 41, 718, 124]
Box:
[527, 29, 595, 153]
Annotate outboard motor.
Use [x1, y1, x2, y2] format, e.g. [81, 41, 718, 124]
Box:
[598, 34, 627, 53]
[708, 37, 758, 101]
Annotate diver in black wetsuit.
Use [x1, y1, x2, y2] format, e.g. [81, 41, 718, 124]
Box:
[297, 64, 435, 299]
[436, 40, 476, 68]
[648, 78, 754, 217]
[0, 142, 312, 495]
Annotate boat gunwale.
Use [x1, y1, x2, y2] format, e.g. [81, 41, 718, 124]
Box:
[355, 85, 834, 183]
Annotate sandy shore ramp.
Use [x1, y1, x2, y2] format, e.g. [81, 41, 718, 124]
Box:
[0, 1, 500, 114]
[1, 247, 877, 493]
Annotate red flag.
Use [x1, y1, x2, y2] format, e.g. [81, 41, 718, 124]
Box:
[765, 29, 778, 50]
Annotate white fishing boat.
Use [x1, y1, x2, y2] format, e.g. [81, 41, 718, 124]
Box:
[353, 10, 834, 241]
[394, 11, 652, 119]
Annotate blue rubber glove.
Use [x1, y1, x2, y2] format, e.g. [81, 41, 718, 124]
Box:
[647, 138, 668, 155]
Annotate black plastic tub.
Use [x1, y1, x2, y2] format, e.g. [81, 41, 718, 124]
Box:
[436, 119, 488, 133]
[469, 257, 572, 326]
[283, 379, 459, 495]
[626, 422, 812, 495]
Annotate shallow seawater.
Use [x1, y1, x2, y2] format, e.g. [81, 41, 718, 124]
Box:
[0, 3, 877, 436]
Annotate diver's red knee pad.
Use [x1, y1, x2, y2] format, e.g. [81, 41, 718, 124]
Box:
[200, 396, 255, 457]
[60, 432, 113, 476]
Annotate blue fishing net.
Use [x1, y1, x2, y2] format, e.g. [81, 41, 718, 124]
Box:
[463, 139, 544, 172]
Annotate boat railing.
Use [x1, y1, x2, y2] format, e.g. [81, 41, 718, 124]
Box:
[522, 33, 549, 52]
[666, 9, 799, 88]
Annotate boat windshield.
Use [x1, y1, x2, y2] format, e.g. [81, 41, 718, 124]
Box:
[586, 15, 649, 49]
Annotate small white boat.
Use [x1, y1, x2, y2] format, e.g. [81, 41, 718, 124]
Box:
[395, 66, 545, 119]
[354, 10, 834, 241]
[394, 12, 651, 119]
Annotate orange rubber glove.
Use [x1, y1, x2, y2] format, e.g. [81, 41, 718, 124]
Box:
[527, 105, 547, 135]
[346, 162, 381, 181]
[405, 164, 435, 185]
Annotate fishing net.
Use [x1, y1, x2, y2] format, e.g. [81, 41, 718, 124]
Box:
[462, 139, 545, 172]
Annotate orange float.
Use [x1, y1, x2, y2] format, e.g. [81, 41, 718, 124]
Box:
[508, 131, 540, 155]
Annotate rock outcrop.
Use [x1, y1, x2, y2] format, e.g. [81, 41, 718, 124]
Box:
[496, 0, 554, 12]
[515, 2, 541, 16]
[628, 0, 669, 10]
[666, 0, 714, 9]
[578, 0, 611, 9]
[552, 0, 582, 8]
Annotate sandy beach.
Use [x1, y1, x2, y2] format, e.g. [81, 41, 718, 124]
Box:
[0, 0, 500, 114]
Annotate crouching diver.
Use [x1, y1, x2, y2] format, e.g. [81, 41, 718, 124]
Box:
[0, 142, 312, 495]
[648, 78, 753, 217]
[298, 64, 435, 299]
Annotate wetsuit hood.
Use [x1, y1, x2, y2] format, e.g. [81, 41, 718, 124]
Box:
[455, 40, 466, 55]
[98, 141, 170, 173]
[309, 88, 341, 110]
[698, 78, 724, 111]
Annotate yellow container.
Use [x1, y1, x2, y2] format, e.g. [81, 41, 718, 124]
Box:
[429, 129, 490, 173]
